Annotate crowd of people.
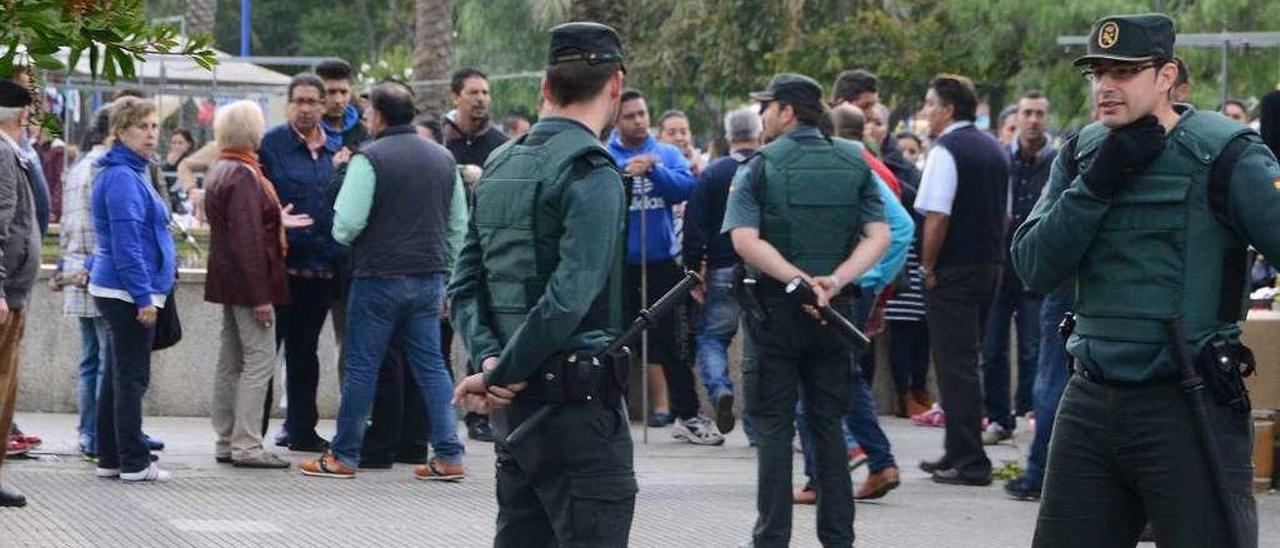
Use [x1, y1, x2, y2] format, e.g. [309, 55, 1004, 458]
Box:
[0, 14, 1276, 548]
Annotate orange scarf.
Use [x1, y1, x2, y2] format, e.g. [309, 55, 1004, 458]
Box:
[220, 149, 288, 256]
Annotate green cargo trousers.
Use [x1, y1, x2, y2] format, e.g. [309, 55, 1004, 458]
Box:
[493, 400, 637, 548]
[1034, 374, 1257, 548]
[744, 297, 856, 548]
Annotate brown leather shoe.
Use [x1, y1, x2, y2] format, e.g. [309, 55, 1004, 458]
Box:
[904, 396, 931, 418]
[413, 457, 467, 482]
[298, 452, 355, 479]
[855, 466, 901, 500]
[792, 485, 817, 505]
[912, 390, 936, 408]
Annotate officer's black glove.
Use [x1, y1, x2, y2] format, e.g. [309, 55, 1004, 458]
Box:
[1082, 115, 1166, 199]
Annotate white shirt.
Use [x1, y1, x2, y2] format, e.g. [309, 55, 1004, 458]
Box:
[912, 121, 973, 216]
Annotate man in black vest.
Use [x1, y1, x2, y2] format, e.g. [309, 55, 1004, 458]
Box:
[913, 74, 1009, 487]
[299, 82, 468, 480]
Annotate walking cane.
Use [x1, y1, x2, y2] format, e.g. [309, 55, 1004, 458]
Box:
[1166, 317, 1242, 548]
[639, 179, 649, 444]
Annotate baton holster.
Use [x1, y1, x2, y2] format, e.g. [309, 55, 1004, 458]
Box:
[1196, 335, 1256, 414]
[527, 349, 626, 407]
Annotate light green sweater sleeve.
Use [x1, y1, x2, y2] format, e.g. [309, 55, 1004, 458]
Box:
[332, 154, 376, 246]
[445, 169, 468, 275]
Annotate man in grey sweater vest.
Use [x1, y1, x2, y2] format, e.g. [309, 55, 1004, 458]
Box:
[299, 82, 470, 480]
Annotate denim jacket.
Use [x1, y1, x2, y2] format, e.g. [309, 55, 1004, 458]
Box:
[258, 124, 339, 271]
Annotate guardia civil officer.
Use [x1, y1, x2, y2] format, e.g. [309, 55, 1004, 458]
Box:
[449, 22, 634, 548]
[1013, 13, 1280, 548]
[724, 74, 891, 548]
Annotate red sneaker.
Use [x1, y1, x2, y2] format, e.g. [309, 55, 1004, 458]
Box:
[10, 431, 40, 449]
[5, 438, 31, 458]
[911, 404, 945, 427]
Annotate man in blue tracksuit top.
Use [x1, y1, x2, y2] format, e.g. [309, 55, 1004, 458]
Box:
[608, 88, 723, 445]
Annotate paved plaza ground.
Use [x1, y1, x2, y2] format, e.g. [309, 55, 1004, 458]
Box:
[1, 412, 1277, 547]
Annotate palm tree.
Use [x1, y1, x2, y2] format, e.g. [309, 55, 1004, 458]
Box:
[184, 0, 217, 37]
[413, 0, 454, 117]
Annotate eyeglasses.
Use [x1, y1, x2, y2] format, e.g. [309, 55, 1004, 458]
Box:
[290, 98, 323, 107]
[1080, 63, 1157, 83]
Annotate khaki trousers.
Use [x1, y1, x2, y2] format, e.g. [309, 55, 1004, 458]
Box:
[211, 305, 275, 460]
[0, 311, 27, 474]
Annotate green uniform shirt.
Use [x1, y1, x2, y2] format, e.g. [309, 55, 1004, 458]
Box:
[1013, 109, 1280, 380]
[721, 125, 885, 235]
[449, 117, 626, 387]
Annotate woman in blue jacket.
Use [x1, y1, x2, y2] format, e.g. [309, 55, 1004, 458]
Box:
[89, 97, 176, 483]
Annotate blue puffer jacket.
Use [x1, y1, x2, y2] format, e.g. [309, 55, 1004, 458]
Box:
[258, 124, 340, 271]
[90, 143, 176, 308]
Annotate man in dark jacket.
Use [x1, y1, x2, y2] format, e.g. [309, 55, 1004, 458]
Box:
[684, 105, 760, 436]
[0, 81, 41, 508]
[258, 73, 340, 453]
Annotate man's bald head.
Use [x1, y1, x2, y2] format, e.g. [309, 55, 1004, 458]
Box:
[830, 103, 865, 141]
[369, 82, 416, 126]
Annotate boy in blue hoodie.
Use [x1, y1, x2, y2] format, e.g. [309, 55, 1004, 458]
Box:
[608, 89, 723, 445]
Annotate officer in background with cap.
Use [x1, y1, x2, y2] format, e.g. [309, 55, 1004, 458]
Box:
[723, 73, 889, 547]
[450, 21, 634, 547]
[1013, 13, 1280, 547]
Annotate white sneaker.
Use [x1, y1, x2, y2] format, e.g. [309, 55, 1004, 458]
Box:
[121, 464, 171, 483]
[981, 423, 1013, 445]
[95, 467, 120, 479]
[672, 416, 725, 446]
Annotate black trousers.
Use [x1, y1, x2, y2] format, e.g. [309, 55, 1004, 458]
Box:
[888, 320, 929, 394]
[95, 297, 156, 474]
[360, 346, 431, 465]
[1034, 375, 1257, 548]
[493, 400, 637, 548]
[745, 297, 856, 548]
[272, 275, 335, 443]
[624, 260, 699, 420]
[924, 263, 1000, 476]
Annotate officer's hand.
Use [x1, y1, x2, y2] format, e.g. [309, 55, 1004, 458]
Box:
[486, 382, 528, 410]
[453, 372, 490, 411]
[813, 276, 840, 305]
[1084, 115, 1166, 198]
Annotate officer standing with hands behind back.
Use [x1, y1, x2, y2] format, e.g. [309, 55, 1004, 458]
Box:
[724, 73, 890, 548]
[1013, 13, 1280, 548]
[449, 22, 635, 548]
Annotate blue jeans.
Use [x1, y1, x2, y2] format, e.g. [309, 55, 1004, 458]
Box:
[695, 266, 740, 400]
[1024, 287, 1074, 486]
[329, 274, 463, 468]
[980, 276, 1043, 431]
[95, 297, 156, 474]
[76, 317, 109, 453]
[798, 287, 896, 478]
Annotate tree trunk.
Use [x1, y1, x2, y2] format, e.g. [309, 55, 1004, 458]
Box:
[569, 0, 627, 36]
[412, 0, 454, 117]
[184, 0, 217, 37]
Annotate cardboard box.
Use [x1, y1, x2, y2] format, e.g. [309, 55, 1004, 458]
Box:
[1243, 310, 1280, 411]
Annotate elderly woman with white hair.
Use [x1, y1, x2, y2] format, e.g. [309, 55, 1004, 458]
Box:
[203, 100, 311, 468]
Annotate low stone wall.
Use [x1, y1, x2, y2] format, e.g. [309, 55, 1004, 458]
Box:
[17, 267, 929, 419]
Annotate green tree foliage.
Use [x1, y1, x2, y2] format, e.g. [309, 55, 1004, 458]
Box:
[144, 0, 1280, 137]
[1, 0, 217, 133]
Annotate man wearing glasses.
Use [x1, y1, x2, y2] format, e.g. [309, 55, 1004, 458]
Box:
[257, 73, 343, 454]
[1013, 13, 1278, 547]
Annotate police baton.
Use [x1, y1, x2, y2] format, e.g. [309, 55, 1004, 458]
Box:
[1166, 317, 1242, 548]
[505, 270, 703, 446]
[785, 277, 871, 350]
